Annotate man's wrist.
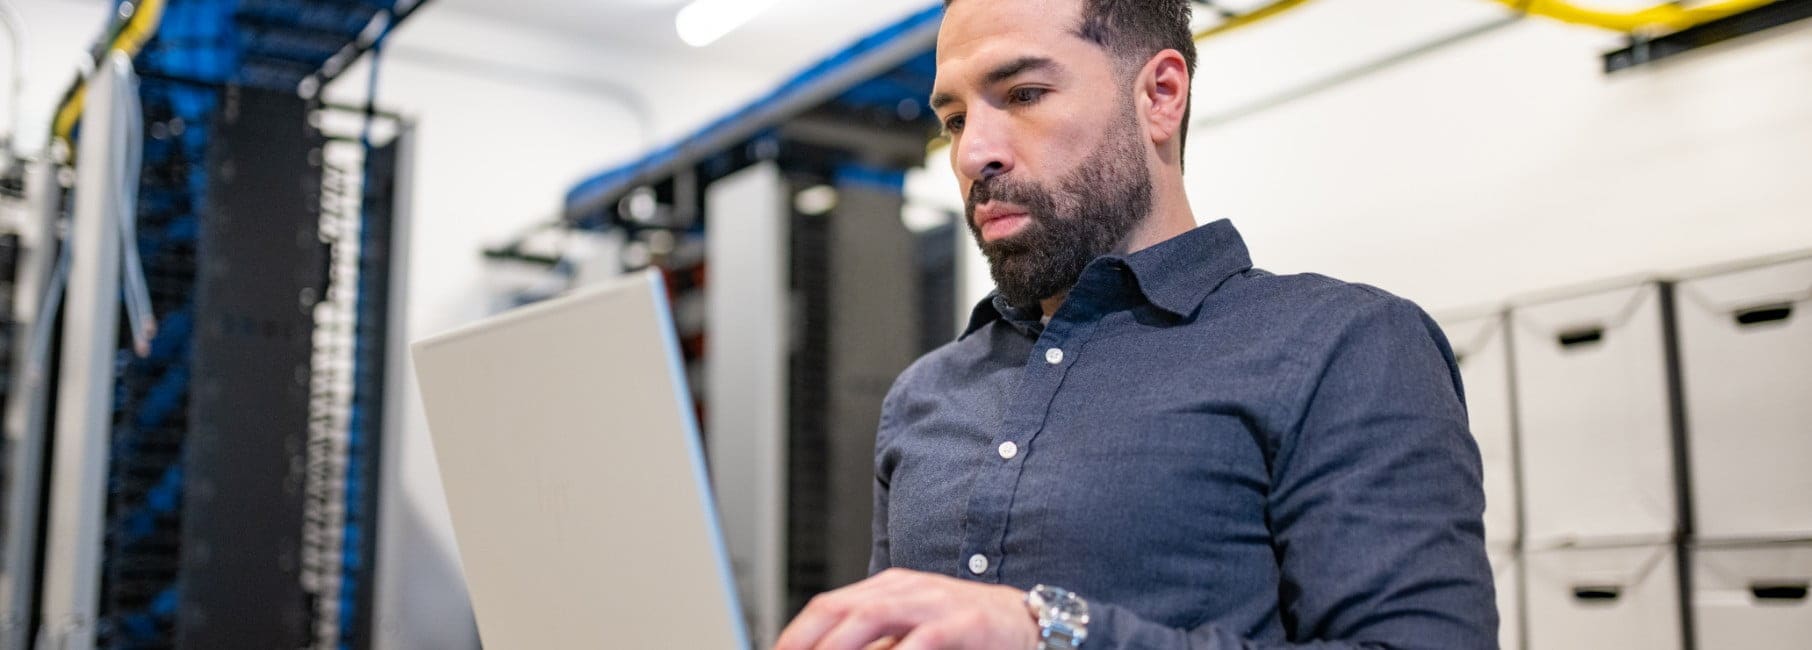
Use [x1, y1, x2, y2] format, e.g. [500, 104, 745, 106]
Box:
[1024, 584, 1090, 649]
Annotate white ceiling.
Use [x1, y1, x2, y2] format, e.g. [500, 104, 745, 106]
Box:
[433, 0, 942, 70]
[417, 0, 1638, 137]
[428, 0, 1583, 78]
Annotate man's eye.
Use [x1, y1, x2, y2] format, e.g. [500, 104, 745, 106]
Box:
[1008, 87, 1047, 105]
[944, 114, 966, 134]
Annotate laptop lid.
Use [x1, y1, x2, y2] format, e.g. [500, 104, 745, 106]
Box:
[411, 270, 747, 649]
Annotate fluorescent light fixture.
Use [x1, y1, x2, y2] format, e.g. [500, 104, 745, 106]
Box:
[676, 0, 778, 47]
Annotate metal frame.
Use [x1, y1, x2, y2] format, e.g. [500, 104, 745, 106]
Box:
[305, 0, 437, 92]
[1659, 282, 1699, 650]
[175, 83, 325, 649]
[1604, 0, 1812, 73]
[36, 53, 134, 650]
[341, 119, 411, 650]
[371, 122, 416, 650]
[0, 155, 64, 650]
[704, 161, 790, 645]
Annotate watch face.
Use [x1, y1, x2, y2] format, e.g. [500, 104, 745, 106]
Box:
[1030, 585, 1091, 627]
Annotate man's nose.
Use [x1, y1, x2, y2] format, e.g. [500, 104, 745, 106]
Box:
[956, 110, 1013, 183]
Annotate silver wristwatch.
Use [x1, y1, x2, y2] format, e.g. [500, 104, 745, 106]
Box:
[1025, 584, 1090, 650]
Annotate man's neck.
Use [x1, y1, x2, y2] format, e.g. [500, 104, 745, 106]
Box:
[1039, 293, 1068, 321]
[1122, 172, 1198, 255]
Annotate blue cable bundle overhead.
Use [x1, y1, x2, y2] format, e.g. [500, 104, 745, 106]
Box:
[135, 0, 240, 83]
[132, 0, 404, 90]
[561, 3, 945, 227]
[235, 0, 402, 90]
[829, 49, 937, 117]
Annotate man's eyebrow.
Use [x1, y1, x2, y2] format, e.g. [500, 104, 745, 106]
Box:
[984, 56, 1058, 85]
[929, 56, 1061, 112]
[930, 91, 957, 112]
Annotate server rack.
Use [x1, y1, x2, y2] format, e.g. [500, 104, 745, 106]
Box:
[1, 1, 424, 648]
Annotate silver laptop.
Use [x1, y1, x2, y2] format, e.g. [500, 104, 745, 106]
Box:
[411, 270, 749, 649]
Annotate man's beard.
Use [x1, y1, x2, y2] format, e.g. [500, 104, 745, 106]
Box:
[965, 103, 1154, 311]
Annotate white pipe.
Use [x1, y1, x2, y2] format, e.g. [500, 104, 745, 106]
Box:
[36, 50, 132, 650]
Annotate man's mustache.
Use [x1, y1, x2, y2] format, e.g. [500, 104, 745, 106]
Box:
[966, 176, 1037, 217]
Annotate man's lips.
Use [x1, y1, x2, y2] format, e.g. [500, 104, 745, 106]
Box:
[974, 203, 1031, 242]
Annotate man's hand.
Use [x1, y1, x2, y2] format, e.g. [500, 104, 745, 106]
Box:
[774, 568, 1040, 650]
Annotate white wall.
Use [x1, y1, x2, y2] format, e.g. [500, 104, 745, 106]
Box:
[922, 1, 1812, 317]
[3, 0, 115, 156]
[1184, 1, 1812, 314]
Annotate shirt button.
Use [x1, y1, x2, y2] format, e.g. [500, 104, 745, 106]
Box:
[998, 441, 1018, 459]
[1045, 348, 1064, 365]
[968, 554, 989, 575]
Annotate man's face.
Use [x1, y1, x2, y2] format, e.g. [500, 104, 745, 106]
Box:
[932, 0, 1155, 308]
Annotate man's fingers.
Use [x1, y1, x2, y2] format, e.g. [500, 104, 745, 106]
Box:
[774, 570, 940, 650]
[860, 637, 900, 650]
[812, 604, 916, 650]
[889, 612, 978, 650]
[775, 574, 909, 650]
[774, 594, 845, 650]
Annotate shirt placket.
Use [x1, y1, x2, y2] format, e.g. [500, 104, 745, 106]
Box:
[957, 271, 1120, 584]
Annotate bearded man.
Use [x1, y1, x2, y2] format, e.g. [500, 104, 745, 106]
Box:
[776, 1, 1497, 648]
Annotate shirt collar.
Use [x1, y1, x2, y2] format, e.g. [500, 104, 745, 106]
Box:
[960, 219, 1253, 340]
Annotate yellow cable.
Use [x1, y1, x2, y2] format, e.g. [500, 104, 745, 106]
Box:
[52, 0, 166, 146]
[114, 0, 167, 55]
[1492, 0, 1774, 32]
[51, 89, 85, 147]
[1194, 0, 1313, 41]
[1193, 0, 1777, 43]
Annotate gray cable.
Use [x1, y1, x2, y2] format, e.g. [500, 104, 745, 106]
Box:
[25, 243, 69, 382]
[110, 54, 155, 356]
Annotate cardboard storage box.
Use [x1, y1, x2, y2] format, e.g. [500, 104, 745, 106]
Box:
[1692, 541, 1812, 650]
[1511, 283, 1677, 545]
[1675, 257, 1812, 540]
[1524, 543, 1682, 650]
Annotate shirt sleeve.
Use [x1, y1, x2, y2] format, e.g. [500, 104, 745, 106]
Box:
[869, 371, 909, 576]
[1073, 295, 1498, 649]
[869, 474, 891, 576]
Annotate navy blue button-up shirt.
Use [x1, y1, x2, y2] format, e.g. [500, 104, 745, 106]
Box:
[870, 219, 1496, 648]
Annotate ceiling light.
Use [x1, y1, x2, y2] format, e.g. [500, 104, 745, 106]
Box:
[676, 0, 778, 48]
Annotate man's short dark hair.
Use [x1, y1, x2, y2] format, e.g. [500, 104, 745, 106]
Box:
[944, 0, 1199, 168]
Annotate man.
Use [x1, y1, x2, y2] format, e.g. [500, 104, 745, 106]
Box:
[776, 0, 1496, 648]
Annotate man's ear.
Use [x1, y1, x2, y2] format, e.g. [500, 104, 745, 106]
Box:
[1139, 50, 1190, 151]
